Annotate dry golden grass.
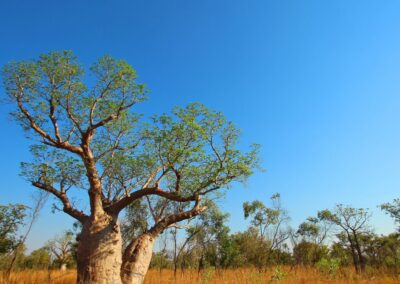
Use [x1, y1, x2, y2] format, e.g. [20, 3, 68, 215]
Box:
[0, 270, 76, 284]
[0, 267, 399, 284]
[145, 267, 400, 284]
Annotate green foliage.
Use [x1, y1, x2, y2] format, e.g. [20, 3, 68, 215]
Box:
[20, 145, 85, 191]
[143, 103, 260, 197]
[293, 214, 332, 266]
[316, 258, 341, 276]
[362, 233, 400, 270]
[184, 201, 231, 267]
[297, 221, 319, 239]
[318, 205, 371, 273]
[150, 251, 171, 269]
[22, 248, 51, 269]
[243, 193, 288, 239]
[270, 266, 288, 282]
[45, 231, 76, 268]
[293, 241, 329, 265]
[241, 193, 290, 268]
[0, 204, 27, 254]
[381, 199, 400, 231]
[0, 244, 26, 270]
[162, 201, 232, 271]
[318, 205, 371, 230]
[121, 200, 149, 243]
[2, 51, 260, 225]
[329, 243, 351, 266]
[218, 232, 239, 268]
[2, 51, 145, 138]
[229, 228, 271, 268]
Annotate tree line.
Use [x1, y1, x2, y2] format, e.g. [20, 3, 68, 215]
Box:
[1, 195, 399, 277]
[146, 194, 400, 276]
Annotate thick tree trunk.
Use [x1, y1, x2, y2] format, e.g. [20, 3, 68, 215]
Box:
[76, 214, 123, 284]
[121, 234, 155, 284]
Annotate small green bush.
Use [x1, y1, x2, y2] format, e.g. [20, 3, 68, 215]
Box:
[270, 266, 288, 283]
[316, 258, 341, 276]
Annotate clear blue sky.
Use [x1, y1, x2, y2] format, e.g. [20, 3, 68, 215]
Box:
[1, 0, 399, 251]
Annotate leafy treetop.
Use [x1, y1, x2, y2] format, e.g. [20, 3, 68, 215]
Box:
[2, 51, 259, 224]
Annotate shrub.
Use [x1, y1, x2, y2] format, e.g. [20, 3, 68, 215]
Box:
[316, 258, 341, 276]
[270, 266, 288, 283]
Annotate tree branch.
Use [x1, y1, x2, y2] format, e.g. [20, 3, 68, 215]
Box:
[88, 99, 137, 131]
[48, 97, 62, 143]
[16, 92, 83, 155]
[107, 187, 198, 214]
[32, 181, 88, 223]
[89, 79, 115, 127]
[147, 195, 207, 237]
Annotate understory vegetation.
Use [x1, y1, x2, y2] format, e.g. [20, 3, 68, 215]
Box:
[1, 267, 399, 284]
[1, 195, 399, 283]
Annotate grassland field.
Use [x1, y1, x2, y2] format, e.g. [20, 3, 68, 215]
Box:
[1, 267, 399, 284]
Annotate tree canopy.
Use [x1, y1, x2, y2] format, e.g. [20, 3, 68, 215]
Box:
[381, 199, 400, 231]
[2, 51, 260, 225]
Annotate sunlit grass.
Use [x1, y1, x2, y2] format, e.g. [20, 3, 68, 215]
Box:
[0, 269, 76, 284]
[1, 267, 399, 283]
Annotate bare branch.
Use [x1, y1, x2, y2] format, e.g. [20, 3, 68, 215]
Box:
[107, 187, 198, 214]
[147, 195, 207, 237]
[89, 79, 115, 126]
[32, 181, 88, 222]
[16, 93, 83, 155]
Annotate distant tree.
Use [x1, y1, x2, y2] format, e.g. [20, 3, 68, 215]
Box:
[319, 205, 371, 273]
[217, 229, 239, 269]
[365, 233, 400, 273]
[23, 248, 51, 269]
[293, 241, 329, 266]
[381, 199, 400, 231]
[180, 201, 230, 272]
[121, 199, 149, 247]
[293, 214, 332, 265]
[46, 231, 75, 269]
[296, 215, 331, 245]
[2, 51, 259, 284]
[149, 250, 171, 270]
[0, 244, 26, 270]
[230, 227, 270, 269]
[4, 193, 46, 283]
[0, 204, 26, 254]
[147, 201, 230, 275]
[243, 193, 290, 266]
[170, 227, 180, 275]
[330, 242, 351, 266]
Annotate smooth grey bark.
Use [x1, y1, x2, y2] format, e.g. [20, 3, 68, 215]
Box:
[121, 234, 155, 284]
[77, 215, 123, 284]
[76, 217, 159, 284]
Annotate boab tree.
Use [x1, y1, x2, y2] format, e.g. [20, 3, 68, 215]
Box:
[1, 51, 259, 284]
